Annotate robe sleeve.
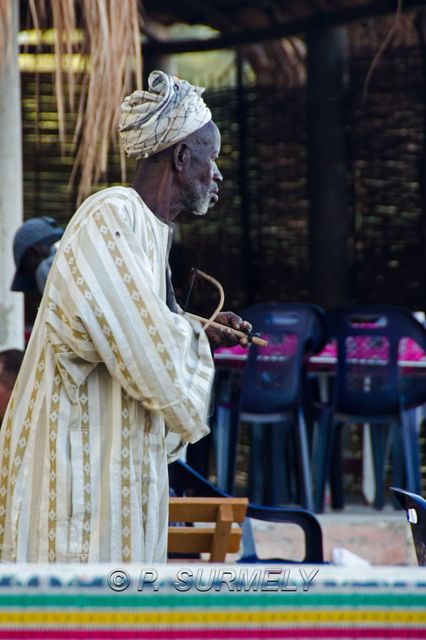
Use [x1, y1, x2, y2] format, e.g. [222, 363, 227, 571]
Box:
[54, 198, 214, 445]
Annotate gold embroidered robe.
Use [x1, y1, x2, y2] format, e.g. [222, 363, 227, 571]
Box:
[0, 187, 214, 563]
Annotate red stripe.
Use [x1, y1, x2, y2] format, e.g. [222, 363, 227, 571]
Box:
[0, 629, 425, 639]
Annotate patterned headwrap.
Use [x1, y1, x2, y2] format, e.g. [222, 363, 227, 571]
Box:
[119, 70, 212, 159]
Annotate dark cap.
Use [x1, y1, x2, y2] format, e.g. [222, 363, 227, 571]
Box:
[11, 217, 64, 292]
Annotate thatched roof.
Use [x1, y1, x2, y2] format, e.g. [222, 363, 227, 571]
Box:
[141, 0, 424, 48]
[8, 0, 426, 197]
[12, 0, 143, 202]
[140, 0, 425, 86]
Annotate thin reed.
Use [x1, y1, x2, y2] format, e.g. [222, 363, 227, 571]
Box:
[0, 0, 143, 203]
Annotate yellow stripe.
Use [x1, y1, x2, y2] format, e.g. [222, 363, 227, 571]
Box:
[95, 211, 204, 426]
[95, 211, 174, 380]
[47, 299, 91, 343]
[0, 389, 17, 550]
[80, 381, 91, 562]
[0, 352, 45, 559]
[48, 366, 61, 562]
[65, 246, 140, 398]
[141, 408, 152, 534]
[121, 390, 131, 561]
[0, 608, 425, 627]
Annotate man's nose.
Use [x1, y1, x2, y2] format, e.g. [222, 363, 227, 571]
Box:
[214, 164, 223, 182]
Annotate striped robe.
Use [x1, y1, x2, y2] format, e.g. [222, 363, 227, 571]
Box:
[0, 187, 214, 563]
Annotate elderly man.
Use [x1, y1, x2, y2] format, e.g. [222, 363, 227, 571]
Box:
[0, 71, 249, 563]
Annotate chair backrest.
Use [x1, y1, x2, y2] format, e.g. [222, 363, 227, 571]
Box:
[390, 487, 426, 566]
[239, 303, 327, 413]
[326, 305, 426, 417]
[169, 460, 324, 564]
[168, 497, 248, 563]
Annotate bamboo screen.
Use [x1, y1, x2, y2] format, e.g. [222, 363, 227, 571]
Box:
[21, 43, 426, 315]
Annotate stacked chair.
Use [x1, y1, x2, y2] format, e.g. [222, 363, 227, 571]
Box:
[213, 303, 328, 511]
[313, 305, 426, 512]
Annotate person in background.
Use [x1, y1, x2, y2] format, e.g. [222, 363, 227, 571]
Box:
[0, 350, 24, 425]
[11, 217, 64, 296]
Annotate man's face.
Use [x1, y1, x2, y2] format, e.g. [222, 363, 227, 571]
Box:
[180, 121, 223, 216]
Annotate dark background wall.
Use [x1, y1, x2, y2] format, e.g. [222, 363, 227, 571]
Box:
[21, 42, 426, 319]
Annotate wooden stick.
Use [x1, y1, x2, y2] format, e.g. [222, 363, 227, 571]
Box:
[185, 312, 268, 347]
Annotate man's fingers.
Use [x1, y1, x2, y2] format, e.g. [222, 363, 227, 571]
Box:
[205, 314, 253, 348]
[214, 312, 253, 337]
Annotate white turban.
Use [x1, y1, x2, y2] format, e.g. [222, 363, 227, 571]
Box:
[119, 70, 212, 159]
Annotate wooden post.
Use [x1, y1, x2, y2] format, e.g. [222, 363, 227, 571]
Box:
[0, 0, 24, 350]
[307, 26, 349, 308]
[236, 50, 253, 306]
[416, 12, 426, 257]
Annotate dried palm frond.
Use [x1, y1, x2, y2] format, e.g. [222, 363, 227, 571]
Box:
[25, 0, 143, 203]
[49, 0, 76, 144]
[360, 0, 404, 105]
[243, 37, 306, 88]
[72, 0, 142, 202]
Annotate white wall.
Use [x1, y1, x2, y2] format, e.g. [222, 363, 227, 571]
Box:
[0, 0, 24, 351]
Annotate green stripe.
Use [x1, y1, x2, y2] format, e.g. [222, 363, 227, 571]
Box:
[0, 593, 425, 609]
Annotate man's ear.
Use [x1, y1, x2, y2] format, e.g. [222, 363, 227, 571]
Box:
[173, 142, 190, 172]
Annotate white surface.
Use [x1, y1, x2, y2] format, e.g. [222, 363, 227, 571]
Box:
[0, 0, 24, 350]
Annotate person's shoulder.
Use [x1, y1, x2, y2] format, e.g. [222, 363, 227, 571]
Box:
[84, 186, 137, 210]
[68, 187, 140, 234]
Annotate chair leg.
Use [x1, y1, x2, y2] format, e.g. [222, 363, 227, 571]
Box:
[296, 405, 314, 512]
[214, 403, 241, 495]
[263, 421, 288, 506]
[400, 408, 422, 495]
[391, 422, 406, 502]
[330, 423, 345, 510]
[214, 404, 231, 492]
[226, 401, 241, 495]
[249, 423, 264, 504]
[281, 431, 293, 504]
[313, 408, 335, 513]
[239, 518, 258, 563]
[284, 431, 298, 504]
[370, 423, 390, 510]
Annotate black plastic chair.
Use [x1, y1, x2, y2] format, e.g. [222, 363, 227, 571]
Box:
[170, 459, 324, 564]
[213, 303, 328, 511]
[314, 305, 426, 512]
[391, 487, 426, 566]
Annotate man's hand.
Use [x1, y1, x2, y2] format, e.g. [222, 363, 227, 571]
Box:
[204, 311, 252, 348]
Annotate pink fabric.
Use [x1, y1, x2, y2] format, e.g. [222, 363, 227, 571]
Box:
[216, 338, 426, 363]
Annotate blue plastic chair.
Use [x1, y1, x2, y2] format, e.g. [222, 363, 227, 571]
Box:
[314, 305, 426, 512]
[391, 487, 426, 566]
[214, 303, 328, 512]
[170, 459, 324, 564]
